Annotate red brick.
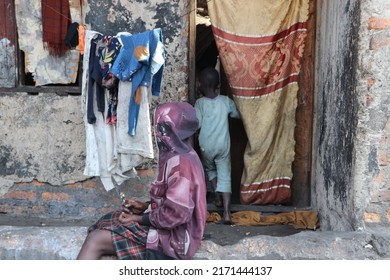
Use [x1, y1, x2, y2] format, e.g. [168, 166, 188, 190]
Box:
[42, 192, 70, 201]
[136, 168, 155, 177]
[0, 204, 9, 213]
[364, 212, 381, 223]
[378, 151, 390, 166]
[6, 191, 36, 201]
[133, 184, 148, 192]
[14, 182, 29, 187]
[367, 77, 376, 88]
[374, 171, 385, 184]
[81, 207, 97, 214]
[64, 182, 82, 188]
[31, 180, 45, 187]
[12, 206, 30, 215]
[31, 206, 45, 214]
[82, 180, 97, 189]
[370, 33, 390, 50]
[369, 17, 390, 30]
[98, 207, 116, 215]
[371, 190, 390, 202]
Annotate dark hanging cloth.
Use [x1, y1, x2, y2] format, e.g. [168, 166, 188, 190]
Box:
[99, 36, 121, 125]
[87, 35, 105, 124]
[64, 22, 79, 49]
[41, 0, 71, 56]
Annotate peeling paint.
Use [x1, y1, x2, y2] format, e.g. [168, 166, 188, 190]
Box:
[315, 0, 361, 230]
[0, 38, 16, 88]
[14, 0, 80, 86]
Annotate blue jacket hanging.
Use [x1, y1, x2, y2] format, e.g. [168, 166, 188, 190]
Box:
[112, 28, 165, 136]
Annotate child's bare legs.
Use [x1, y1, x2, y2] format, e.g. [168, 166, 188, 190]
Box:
[210, 177, 223, 208]
[221, 192, 232, 223]
[77, 229, 116, 260]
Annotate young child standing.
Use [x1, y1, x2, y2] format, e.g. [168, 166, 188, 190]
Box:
[195, 67, 240, 224]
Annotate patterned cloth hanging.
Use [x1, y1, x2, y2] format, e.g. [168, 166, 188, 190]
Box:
[207, 0, 310, 205]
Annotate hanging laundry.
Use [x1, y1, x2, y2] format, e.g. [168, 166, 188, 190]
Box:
[82, 30, 154, 192]
[98, 36, 122, 125]
[86, 34, 105, 124]
[64, 22, 79, 49]
[111, 28, 165, 136]
[78, 24, 86, 55]
[41, 0, 71, 56]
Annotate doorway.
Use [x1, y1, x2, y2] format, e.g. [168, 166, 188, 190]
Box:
[192, 0, 315, 211]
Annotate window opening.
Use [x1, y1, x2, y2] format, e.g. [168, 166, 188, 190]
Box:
[0, 0, 82, 95]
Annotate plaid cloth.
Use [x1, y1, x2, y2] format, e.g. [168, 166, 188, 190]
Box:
[88, 210, 149, 260]
[41, 0, 71, 56]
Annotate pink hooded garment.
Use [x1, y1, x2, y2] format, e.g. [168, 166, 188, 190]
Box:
[145, 101, 207, 259]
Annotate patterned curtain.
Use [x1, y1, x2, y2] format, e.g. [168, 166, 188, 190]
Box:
[207, 0, 310, 205]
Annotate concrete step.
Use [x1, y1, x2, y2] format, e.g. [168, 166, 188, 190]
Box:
[1, 225, 389, 260]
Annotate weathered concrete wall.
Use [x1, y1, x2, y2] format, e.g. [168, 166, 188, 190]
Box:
[314, 0, 362, 231]
[314, 0, 390, 231]
[0, 93, 87, 186]
[0, 0, 191, 220]
[0, 39, 16, 88]
[82, 0, 191, 103]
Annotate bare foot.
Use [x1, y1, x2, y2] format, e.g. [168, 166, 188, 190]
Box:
[214, 192, 223, 208]
[222, 212, 232, 224]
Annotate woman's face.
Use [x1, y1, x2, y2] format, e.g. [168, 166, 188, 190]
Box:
[155, 122, 172, 152]
[154, 101, 199, 154]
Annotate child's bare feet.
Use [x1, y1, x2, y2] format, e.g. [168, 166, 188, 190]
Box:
[222, 212, 232, 224]
[214, 192, 223, 208]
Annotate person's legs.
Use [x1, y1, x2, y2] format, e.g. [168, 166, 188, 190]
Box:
[221, 192, 232, 223]
[215, 155, 232, 223]
[210, 177, 223, 207]
[202, 152, 221, 207]
[77, 229, 116, 260]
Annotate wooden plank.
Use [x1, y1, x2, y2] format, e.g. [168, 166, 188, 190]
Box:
[0, 0, 17, 87]
[291, 0, 316, 207]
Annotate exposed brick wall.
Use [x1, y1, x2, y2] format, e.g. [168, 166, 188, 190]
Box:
[363, 8, 390, 227]
[0, 168, 156, 223]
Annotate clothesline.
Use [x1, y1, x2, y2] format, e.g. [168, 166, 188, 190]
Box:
[41, 0, 212, 23]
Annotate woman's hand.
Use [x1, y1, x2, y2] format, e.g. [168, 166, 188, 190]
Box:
[122, 198, 149, 215]
[118, 212, 142, 224]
